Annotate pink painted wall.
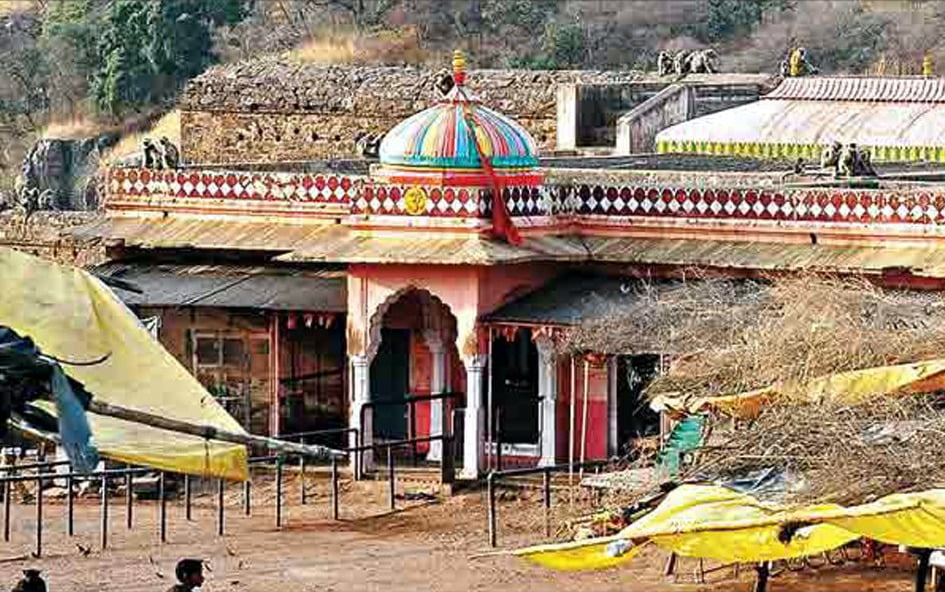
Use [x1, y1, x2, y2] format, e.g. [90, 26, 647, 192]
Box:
[478, 263, 561, 316]
[556, 358, 610, 463]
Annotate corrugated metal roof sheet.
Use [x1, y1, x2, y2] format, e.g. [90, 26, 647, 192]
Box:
[656, 98, 945, 150]
[485, 274, 650, 325]
[277, 233, 589, 265]
[70, 217, 342, 252]
[766, 76, 945, 103]
[585, 237, 945, 278]
[93, 262, 346, 311]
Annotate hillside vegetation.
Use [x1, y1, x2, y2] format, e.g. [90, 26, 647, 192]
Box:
[2, 0, 945, 198]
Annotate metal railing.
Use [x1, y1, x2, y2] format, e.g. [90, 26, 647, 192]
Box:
[485, 459, 613, 547]
[0, 454, 345, 557]
[0, 429, 460, 556]
[358, 392, 460, 474]
[282, 427, 360, 482]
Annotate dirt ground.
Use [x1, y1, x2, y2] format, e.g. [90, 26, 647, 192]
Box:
[0, 474, 920, 592]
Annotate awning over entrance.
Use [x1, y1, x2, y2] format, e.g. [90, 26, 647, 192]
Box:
[485, 273, 635, 326]
[93, 262, 347, 312]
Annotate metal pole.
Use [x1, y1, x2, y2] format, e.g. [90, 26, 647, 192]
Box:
[440, 435, 454, 485]
[217, 478, 225, 536]
[354, 428, 361, 481]
[88, 400, 345, 461]
[409, 402, 418, 467]
[276, 456, 284, 528]
[543, 468, 552, 538]
[125, 468, 133, 529]
[387, 447, 395, 511]
[159, 472, 167, 543]
[753, 562, 769, 592]
[100, 474, 108, 550]
[243, 477, 251, 516]
[66, 473, 74, 536]
[3, 481, 9, 542]
[299, 452, 307, 505]
[569, 356, 576, 509]
[495, 409, 503, 472]
[331, 457, 339, 521]
[184, 474, 192, 521]
[579, 358, 590, 479]
[487, 472, 497, 547]
[918, 550, 932, 592]
[486, 327, 494, 470]
[34, 476, 42, 558]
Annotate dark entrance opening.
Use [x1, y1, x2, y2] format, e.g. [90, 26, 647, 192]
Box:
[370, 328, 411, 440]
[280, 322, 346, 447]
[491, 329, 540, 445]
[616, 354, 661, 455]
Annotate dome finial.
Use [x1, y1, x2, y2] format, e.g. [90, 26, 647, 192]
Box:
[453, 49, 467, 86]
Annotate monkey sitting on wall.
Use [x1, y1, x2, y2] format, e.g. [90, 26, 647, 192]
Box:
[819, 141, 842, 170]
[673, 51, 691, 75]
[657, 51, 673, 76]
[434, 72, 455, 96]
[837, 143, 857, 177]
[686, 49, 719, 74]
[160, 136, 180, 169]
[142, 138, 162, 169]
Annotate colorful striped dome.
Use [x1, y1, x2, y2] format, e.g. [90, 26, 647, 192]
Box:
[379, 52, 539, 171]
[379, 101, 539, 169]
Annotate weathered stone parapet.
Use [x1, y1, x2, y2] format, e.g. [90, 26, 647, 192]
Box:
[0, 211, 106, 267]
[181, 60, 644, 118]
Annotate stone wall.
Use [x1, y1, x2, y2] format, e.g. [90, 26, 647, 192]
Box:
[179, 59, 643, 164]
[0, 211, 106, 267]
[616, 85, 694, 154]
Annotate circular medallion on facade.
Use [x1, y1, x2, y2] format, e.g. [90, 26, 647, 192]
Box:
[404, 186, 428, 216]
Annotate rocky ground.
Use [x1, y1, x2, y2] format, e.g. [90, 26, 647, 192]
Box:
[0, 474, 919, 592]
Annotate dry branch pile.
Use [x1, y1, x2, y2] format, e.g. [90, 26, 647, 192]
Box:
[567, 274, 945, 400]
[693, 395, 945, 504]
[567, 274, 945, 503]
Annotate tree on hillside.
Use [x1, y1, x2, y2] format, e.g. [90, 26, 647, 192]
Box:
[90, 0, 249, 115]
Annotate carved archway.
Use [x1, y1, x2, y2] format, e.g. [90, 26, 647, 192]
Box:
[366, 285, 458, 363]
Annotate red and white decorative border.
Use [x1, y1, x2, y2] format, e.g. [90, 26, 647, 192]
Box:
[354, 184, 486, 217]
[109, 168, 360, 204]
[565, 184, 945, 226]
[106, 167, 945, 229]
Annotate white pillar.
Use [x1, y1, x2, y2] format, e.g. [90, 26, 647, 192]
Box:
[424, 331, 447, 462]
[536, 339, 558, 467]
[349, 354, 372, 473]
[460, 355, 487, 479]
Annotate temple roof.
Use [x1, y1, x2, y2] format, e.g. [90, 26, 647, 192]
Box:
[378, 50, 540, 172]
[94, 262, 346, 312]
[656, 76, 945, 162]
[378, 99, 539, 170]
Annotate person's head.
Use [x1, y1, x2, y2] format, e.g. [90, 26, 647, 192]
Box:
[175, 559, 204, 588]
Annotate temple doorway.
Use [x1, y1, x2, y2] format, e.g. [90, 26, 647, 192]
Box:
[370, 328, 410, 439]
[491, 329, 540, 452]
[615, 354, 661, 455]
[367, 288, 460, 457]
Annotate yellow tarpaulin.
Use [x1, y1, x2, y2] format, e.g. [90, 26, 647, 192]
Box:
[0, 247, 248, 481]
[514, 485, 945, 569]
[651, 358, 945, 419]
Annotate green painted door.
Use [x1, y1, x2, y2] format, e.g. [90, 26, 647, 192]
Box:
[370, 328, 410, 440]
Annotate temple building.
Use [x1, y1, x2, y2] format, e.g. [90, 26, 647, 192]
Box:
[73, 50, 945, 478]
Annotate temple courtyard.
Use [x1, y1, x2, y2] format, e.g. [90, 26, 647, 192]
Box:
[0, 477, 919, 591]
